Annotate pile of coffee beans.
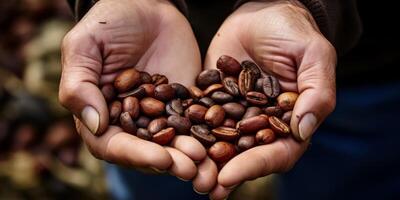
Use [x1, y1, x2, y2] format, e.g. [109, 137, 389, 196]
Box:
[101, 55, 298, 167]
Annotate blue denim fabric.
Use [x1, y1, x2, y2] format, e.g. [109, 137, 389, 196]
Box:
[279, 81, 400, 200]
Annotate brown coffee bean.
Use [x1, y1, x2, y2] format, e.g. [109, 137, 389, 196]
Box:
[246, 91, 268, 105]
[222, 102, 245, 120]
[154, 84, 175, 101]
[222, 118, 236, 128]
[282, 111, 292, 124]
[196, 69, 221, 89]
[210, 91, 233, 104]
[198, 97, 215, 108]
[189, 86, 204, 100]
[114, 68, 141, 92]
[184, 104, 207, 124]
[135, 116, 150, 128]
[256, 129, 276, 144]
[109, 101, 122, 124]
[140, 84, 155, 97]
[238, 70, 255, 96]
[140, 71, 152, 84]
[208, 141, 236, 163]
[152, 74, 168, 85]
[118, 86, 146, 99]
[264, 106, 283, 117]
[190, 125, 216, 146]
[152, 127, 175, 145]
[122, 96, 139, 119]
[255, 78, 264, 92]
[263, 75, 280, 98]
[241, 60, 261, 78]
[148, 117, 168, 134]
[211, 127, 239, 141]
[101, 84, 115, 102]
[140, 97, 165, 117]
[277, 92, 298, 111]
[238, 115, 269, 134]
[269, 116, 290, 137]
[205, 105, 225, 127]
[170, 83, 190, 99]
[237, 136, 256, 151]
[167, 115, 191, 134]
[243, 107, 263, 119]
[120, 112, 137, 134]
[222, 77, 240, 97]
[216, 55, 242, 76]
[203, 84, 224, 96]
[181, 98, 194, 109]
[166, 99, 184, 116]
[136, 128, 152, 141]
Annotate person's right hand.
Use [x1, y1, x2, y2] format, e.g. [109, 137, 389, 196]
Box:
[59, 0, 216, 184]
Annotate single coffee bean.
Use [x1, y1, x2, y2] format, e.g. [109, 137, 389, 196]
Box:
[109, 101, 122, 124]
[277, 92, 298, 111]
[152, 127, 175, 145]
[136, 128, 152, 141]
[120, 112, 137, 134]
[238, 69, 256, 96]
[282, 111, 292, 124]
[114, 68, 141, 92]
[237, 136, 256, 151]
[222, 77, 240, 97]
[184, 104, 207, 124]
[263, 75, 280, 98]
[167, 115, 191, 134]
[264, 106, 283, 117]
[199, 97, 215, 108]
[170, 83, 190, 99]
[269, 116, 291, 137]
[222, 102, 245, 120]
[210, 91, 234, 104]
[256, 129, 276, 144]
[101, 84, 115, 102]
[190, 125, 216, 146]
[118, 86, 146, 99]
[196, 69, 221, 89]
[242, 107, 263, 119]
[152, 74, 168, 85]
[222, 118, 236, 128]
[216, 55, 242, 76]
[166, 99, 184, 116]
[241, 60, 261, 78]
[208, 141, 236, 163]
[211, 127, 239, 141]
[140, 83, 155, 97]
[246, 91, 268, 105]
[189, 86, 204, 100]
[205, 105, 225, 127]
[148, 117, 168, 134]
[122, 96, 139, 119]
[203, 84, 224, 96]
[140, 71, 152, 84]
[135, 116, 150, 128]
[181, 98, 194, 109]
[238, 115, 269, 134]
[255, 78, 264, 92]
[140, 97, 165, 117]
[154, 84, 175, 101]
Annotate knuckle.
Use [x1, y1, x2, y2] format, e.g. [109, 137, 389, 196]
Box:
[320, 90, 336, 113]
[58, 81, 80, 108]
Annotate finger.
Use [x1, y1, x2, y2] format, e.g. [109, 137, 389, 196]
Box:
[291, 37, 337, 141]
[192, 157, 218, 194]
[170, 135, 207, 162]
[165, 147, 197, 181]
[209, 184, 234, 200]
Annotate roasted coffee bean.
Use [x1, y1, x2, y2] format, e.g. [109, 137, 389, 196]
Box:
[140, 71, 152, 84]
[114, 68, 141, 92]
[255, 78, 264, 92]
[184, 104, 207, 124]
[196, 69, 221, 89]
[167, 115, 191, 134]
[246, 91, 268, 105]
[242, 107, 263, 119]
[122, 96, 139, 119]
[166, 99, 184, 116]
[216, 55, 242, 76]
[264, 106, 283, 117]
[222, 118, 236, 128]
[222, 102, 245, 120]
[277, 92, 298, 111]
[154, 84, 175, 101]
[118, 86, 146, 99]
[101, 84, 115, 102]
[136, 128, 152, 141]
[203, 84, 224, 96]
[210, 91, 234, 104]
[152, 74, 168, 85]
[135, 116, 150, 128]
[211, 127, 239, 141]
[140, 97, 165, 117]
[256, 129, 276, 144]
[199, 97, 215, 108]
[189, 86, 204, 100]
[170, 83, 190, 99]
[282, 111, 292, 124]
[120, 112, 137, 134]
[208, 141, 236, 163]
[205, 105, 225, 127]
[222, 77, 240, 97]
[109, 101, 122, 124]
[148, 117, 168, 134]
[241, 60, 261, 78]
[237, 136, 256, 151]
[238, 99, 249, 107]
[269, 116, 291, 137]
[181, 98, 194, 109]
[238, 115, 269, 134]
[263, 75, 280, 98]
[152, 127, 175, 145]
[140, 84, 155, 97]
[190, 125, 216, 146]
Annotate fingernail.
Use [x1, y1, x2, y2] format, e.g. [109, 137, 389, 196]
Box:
[177, 176, 190, 182]
[299, 113, 317, 141]
[150, 167, 166, 174]
[81, 106, 99, 135]
[193, 187, 208, 195]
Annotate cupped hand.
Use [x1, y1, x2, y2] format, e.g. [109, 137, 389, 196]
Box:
[203, 1, 337, 199]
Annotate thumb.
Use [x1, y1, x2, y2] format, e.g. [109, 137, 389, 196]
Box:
[291, 37, 337, 141]
[59, 29, 108, 135]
